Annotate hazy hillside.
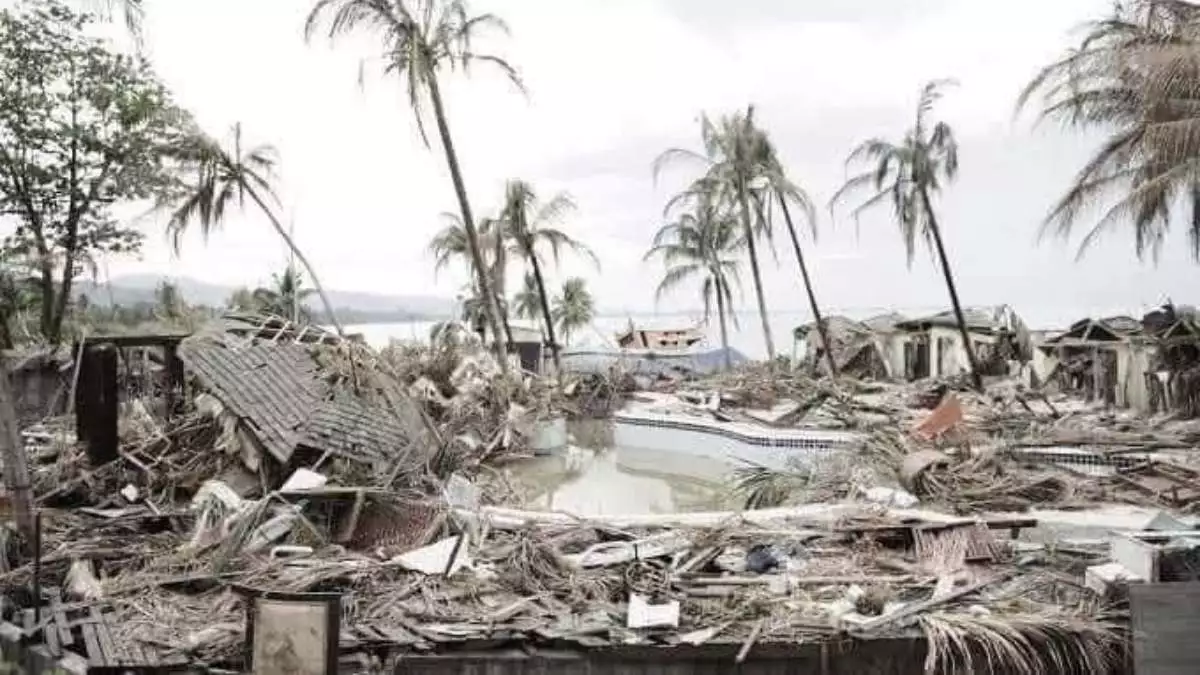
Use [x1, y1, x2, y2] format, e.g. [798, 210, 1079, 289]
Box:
[75, 274, 456, 321]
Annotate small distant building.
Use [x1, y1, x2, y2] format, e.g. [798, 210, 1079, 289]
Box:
[615, 322, 705, 351]
[486, 323, 546, 374]
[507, 324, 546, 374]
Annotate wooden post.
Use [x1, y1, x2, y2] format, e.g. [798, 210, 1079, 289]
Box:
[84, 343, 119, 466]
[0, 366, 34, 541]
[164, 342, 184, 421]
[74, 343, 91, 442]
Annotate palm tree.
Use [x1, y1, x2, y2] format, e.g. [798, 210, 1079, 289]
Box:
[655, 107, 779, 360]
[305, 0, 523, 370]
[831, 80, 983, 391]
[645, 197, 742, 370]
[499, 180, 598, 374]
[252, 267, 316, 322]
[429, 212, 516, 347]
[747, 125, 838, 376]
[511, 272, 540, 322]
[165, 123, 345, 335]
[1018, 1, 1200, 260]
[552, 277, 594, 347]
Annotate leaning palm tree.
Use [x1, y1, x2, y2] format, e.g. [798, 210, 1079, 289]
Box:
[655, 107, 778, 360]
[552, 277, 595, 347]
[644, 197, 742, 370]
[748, 126, 839, 376]
[499, 180, 598, 374]
[1018, 0, 1200, 260]
[830, 80, 983, 391]
[165, 123, 345, 336]
[305, 0, 523, 370]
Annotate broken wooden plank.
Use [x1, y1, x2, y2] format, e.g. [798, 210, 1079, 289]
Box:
[851, 571, 1014, 634]
[80, 620, 105, 667]
[90, 607, 119, 666]
[50, 589, 73, 649]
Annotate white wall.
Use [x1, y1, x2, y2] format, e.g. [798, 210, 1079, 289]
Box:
[1116, 342, 1152, 411]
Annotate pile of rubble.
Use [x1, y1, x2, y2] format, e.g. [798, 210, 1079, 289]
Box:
[4, 342, 1199, 672]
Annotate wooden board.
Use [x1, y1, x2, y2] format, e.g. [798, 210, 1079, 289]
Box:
[1130, 582, 1200, 675]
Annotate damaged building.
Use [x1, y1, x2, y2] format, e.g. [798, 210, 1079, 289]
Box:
[1033, 304, 1200, 417]
[1036, 316, 1153, 409]
[794, 306, 1032, 382]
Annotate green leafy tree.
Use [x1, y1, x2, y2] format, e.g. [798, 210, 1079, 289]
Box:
[655, 107, 779, 360]
[0, 1, 192, 344]
[645, 196, 742, 370]
[1018, 0, 1200, 259]
[552, 277, 594, 347]
[163, 123, 344, 335]
[831, 80, 982, 391]
[306, 0, 524, 371]
[499, 180, 598, 374]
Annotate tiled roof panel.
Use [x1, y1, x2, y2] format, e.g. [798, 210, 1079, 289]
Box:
[180, 338, 422, 469]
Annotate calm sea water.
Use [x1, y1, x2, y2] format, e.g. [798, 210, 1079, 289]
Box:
[346, 304, 1143, 361]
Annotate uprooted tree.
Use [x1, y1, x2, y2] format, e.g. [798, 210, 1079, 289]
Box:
[0, 1, 195, 345]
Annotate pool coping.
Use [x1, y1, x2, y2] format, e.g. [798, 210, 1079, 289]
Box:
[612, 410, 860, 450]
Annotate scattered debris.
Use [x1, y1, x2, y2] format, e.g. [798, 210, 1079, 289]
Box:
[2, 324, 1186, 673]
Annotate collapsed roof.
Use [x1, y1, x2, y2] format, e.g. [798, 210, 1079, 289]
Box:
[179, 335, 425, 468]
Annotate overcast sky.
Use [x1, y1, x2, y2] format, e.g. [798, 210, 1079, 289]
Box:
[96, 0, 1199, 320]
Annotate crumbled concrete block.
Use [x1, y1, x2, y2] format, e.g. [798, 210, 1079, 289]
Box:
[1086, 562, 1143, 595]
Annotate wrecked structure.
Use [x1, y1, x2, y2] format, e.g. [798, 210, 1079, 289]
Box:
[7, 313, 1200, 674]
[795, 306, 1031, 381]
[1036, 317, 1152, 409]
[1033, 305, 1200, 418]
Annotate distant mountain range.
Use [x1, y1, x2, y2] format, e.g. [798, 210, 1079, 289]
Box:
[75, 274, 456, 323]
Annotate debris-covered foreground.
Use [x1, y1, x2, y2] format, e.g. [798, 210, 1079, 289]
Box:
[6, 333, 1200, 673]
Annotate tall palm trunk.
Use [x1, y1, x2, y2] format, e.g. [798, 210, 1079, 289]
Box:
[920, 188, 983, 392]
[527, 252, 562, 374]
[245, 188, 344, 336]
[737, 183, 776, 361]
[714, 276, 732, 371]
[777, 196, 838, 377]
[425, 74, 509, 372]
[0, 369, 33, 542]
[492, 232, 516, 350]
